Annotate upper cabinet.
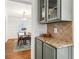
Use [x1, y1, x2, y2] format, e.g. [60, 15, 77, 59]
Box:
[47, 0, 58, 21]
[39, 0, 46, 22]
[38, 0, 73, 23]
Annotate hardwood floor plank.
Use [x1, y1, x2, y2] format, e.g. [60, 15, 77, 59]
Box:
[5, 39, 31, 59]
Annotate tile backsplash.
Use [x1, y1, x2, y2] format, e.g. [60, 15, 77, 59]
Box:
[47, 22, 72, 39]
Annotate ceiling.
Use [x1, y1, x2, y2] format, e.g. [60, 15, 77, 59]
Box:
[9, 0, 32, 5]
[6, 0, 32, 18]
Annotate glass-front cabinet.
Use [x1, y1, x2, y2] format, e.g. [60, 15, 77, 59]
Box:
[47, 0, 58, 21]
[40, 0, 46, 22]
[39, 0, 58, 23]
[39, 0, 72, 23]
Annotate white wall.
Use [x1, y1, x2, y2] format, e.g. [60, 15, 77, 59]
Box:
[31, 0, 47, 59]
[6, 1, 32, 41]
[6, 16, 32, 40]
[6, 16, 19, 39]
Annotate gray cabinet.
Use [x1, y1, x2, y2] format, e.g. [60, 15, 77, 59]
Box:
[35, 39, 42, 59]
[57, 46, 73, 59]
[38, 0, 73, 23]
[57, 47, 69, 59]
[43, 43, 73, 59]
[39, 0, 46, 23]
[60, 0, 73, 21]
[43, 43, 56, 59]
[68, 46, 73, 59]
[35, 39, 73, 59]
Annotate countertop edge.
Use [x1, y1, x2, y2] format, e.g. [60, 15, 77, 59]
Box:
[35, 37, 73, 48]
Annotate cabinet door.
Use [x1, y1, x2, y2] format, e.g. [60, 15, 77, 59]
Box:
[57, 46, 73, 59]
[35, 39, 42, 59]
[61, 0, 73, 21]
[68, 46, 74, 59]
[39, 0, 47, 23]
[43, 43, 56, 59]
[57, 47, 69, 59]
[47, 0, 58, 21]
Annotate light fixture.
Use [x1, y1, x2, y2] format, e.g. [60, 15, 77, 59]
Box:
[22, 11, 26, 20]
[22, 11, 30, 20]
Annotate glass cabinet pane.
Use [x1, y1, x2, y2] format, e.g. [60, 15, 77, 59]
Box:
[40, 0, 45, 21]
[48, 0, 57, 20]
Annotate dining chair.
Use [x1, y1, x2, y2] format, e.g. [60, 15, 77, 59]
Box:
[17, 32, 31, 46]
[17, 32, 25, 46]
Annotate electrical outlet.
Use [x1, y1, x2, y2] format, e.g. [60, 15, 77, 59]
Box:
[54, 27, 58, 33]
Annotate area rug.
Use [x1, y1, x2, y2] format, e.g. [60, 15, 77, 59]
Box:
[14, 40, 31, 52]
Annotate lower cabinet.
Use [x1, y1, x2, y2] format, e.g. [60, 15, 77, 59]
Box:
[35, 39, 73, 59]
[35, 39, 42, 59]
[57, 46, 73, 59]
[43, 43, 56, 59]
[57, 47, 69, 59]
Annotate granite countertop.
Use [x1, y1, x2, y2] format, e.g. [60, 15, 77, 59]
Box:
[35, 36, 73, 48]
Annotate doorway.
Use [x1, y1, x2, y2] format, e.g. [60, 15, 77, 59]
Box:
[5, 0, 32, 59]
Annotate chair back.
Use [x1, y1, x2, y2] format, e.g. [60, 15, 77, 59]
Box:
[18, 32, 25, 37]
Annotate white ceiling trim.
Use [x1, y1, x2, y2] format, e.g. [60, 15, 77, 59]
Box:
[9, 0, 32, 5]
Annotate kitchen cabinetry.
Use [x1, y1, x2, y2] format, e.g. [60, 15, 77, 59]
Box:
[57, 47, 69, 59]
[35, 39, 42, 59]
[39, 0, 47, 23]
[38, 0, 73, 23]
[35, 39, 73, 59]
[43, 43, 56, 59]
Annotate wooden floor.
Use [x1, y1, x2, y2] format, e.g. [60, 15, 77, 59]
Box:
[5, 39, 31, 59]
